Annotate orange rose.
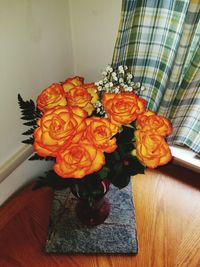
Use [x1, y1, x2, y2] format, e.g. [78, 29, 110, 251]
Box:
[61, 76, 84, 92]
[36, 83, 67, 112]
[136, 110, 172, 137]
[82, 83, 98, 105]
[85, 116, 119, 153]
[135, 130, 172, 168]
[33, 106, 87, 157]
[53, 141, 105, 178]
[66, 85, 98, 115]
[102, 92, 146, 125]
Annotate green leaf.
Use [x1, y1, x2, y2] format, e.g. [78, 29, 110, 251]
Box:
[118, 142, 135, 156]
[124, 124, 134, 128]
[32, 170, 75, 190]
[116, 125, 135, 144]
[18, 94, 35, 110]
[20, 114, 35, 120]
[22, 137, 34, 144]
[108, 162, 131, 189]
[18, 94, 41, 125]
[122, 154, 145, 175]
[105, 150, 121, 165]
[22, 128, 35, 136]
[98, 166, 110, 180]
[29, 153, 55, 161]
[23, 120, 37, 126]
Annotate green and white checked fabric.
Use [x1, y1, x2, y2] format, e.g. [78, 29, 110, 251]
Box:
[112, 0, 200, 153]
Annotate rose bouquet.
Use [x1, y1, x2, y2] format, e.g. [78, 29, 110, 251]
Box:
[18, 65, 172, 223]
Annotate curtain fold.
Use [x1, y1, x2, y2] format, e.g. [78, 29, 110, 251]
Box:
[112, 0, 200, 153]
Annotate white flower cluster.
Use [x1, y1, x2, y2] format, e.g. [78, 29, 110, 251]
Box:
[94, 99, 106, 116]
[94, 65, 146, 116]
[95, 65, 144, 94]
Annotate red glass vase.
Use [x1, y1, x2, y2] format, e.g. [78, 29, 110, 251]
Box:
[71, 179, 110, 227]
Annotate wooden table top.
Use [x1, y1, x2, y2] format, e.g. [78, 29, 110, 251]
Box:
[0, 164, 200, 267]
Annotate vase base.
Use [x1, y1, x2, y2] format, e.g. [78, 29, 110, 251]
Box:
[76, 198, 110, 227]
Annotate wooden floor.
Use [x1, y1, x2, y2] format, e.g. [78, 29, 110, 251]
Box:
[0, 164, 200, 267]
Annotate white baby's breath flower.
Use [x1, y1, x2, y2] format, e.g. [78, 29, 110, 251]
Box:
[96, 101, 102, 107]
[112, 72, 117, 77]
[127, 87, 133, 92]
[140, 85, 146, 91]
[119, 78, 124, 83]
[109, 82, 113, 87]
[96, 65, 139, 97]
[118, 65, 124, 71]
[105, 83, 110, 88]
[136, 82, 141, 88]
[106, 66, 113, 73]
[124, 86, 130, 92]
[95, 82, 99, 86]
[118, 66, 124, 74]
[127, 73, 133, 79]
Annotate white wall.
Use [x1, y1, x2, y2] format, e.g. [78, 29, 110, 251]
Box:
[0, 0, 74, 165]
[69, 0, 121, 82]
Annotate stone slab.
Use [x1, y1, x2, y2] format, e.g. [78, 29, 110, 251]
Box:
[45, 182, 138, 254]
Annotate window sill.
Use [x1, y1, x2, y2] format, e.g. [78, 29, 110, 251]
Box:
[170, 145, 200, 174]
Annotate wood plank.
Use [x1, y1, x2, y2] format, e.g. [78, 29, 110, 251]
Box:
[0, 184, 52, 231]
[0, 164, 200, 267]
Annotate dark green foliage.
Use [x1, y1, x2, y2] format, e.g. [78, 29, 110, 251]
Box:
[18, 94, 41, 145]
[22, 128, 35, 136]
[29, 153, 55, 161]
[106, 151, 145, 189]
[122, 154, 145, 175]
[23, 120, 37, 127]
[21, 137, 34, 144]
[109, 161, 131, 189]
[116, 125, 135, 144]
[32, 170, 75, 191]
[105, 126, 145, 189]
[98, 166, 110, 180]
[33, 169, 107, 198]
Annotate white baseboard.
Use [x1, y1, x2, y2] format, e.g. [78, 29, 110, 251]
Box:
[0, 145, 33, 183]
[0, 145, 52, 206]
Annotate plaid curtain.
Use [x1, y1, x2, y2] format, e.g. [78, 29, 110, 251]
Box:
[112, 0, 200, 153]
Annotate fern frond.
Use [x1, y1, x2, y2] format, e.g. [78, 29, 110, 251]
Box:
[18, 94, 41, 122]
[23, 120, 37, 126]
[22, 128, 35, 136]
[29, 153, 55, 161]
[22, 137, 34, 144]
